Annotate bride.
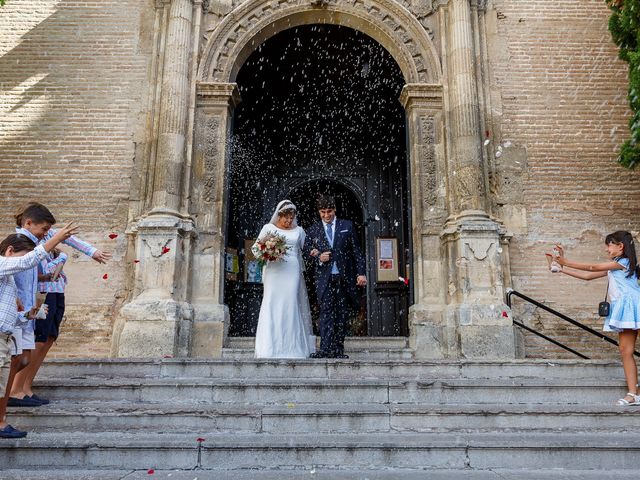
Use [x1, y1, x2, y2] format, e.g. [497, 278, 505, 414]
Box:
[252, 200, 316, 359]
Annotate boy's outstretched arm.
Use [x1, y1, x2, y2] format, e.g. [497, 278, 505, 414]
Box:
[45, 226, 111, 263]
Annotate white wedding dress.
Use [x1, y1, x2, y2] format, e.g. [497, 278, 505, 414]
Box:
[253, 224, 316, 359]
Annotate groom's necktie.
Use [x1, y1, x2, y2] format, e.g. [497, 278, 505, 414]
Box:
[325, 222, 333, 246]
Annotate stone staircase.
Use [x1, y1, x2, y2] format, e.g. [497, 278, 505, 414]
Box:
[1, 355, 640, 479]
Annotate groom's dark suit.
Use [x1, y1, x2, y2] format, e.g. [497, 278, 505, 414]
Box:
[304, 218, 366, 356]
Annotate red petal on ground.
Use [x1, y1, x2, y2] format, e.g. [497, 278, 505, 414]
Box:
[102, 274, 108, 280]
[134, 259, 140, 263]
[108, 233, 118, 239]
[502, 311, 509, 318]
[197, 437, 206, 442]
[161, 247, 170, 255]
[147, 469, 155, 475]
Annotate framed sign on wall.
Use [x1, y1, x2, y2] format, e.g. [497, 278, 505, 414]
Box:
[376, 237, 398, 282]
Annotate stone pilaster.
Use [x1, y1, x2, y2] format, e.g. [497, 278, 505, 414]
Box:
[442, 0, 514, 358]
[400, 84, 453, 359]
[116, 0, 198, 358]
[188, 82, 241, 357]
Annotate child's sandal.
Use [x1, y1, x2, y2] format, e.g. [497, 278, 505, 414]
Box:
[616, 392, 640, 406]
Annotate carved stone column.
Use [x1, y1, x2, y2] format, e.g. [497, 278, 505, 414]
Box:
[151, 0, 194, 215]
[188, 82, 240, 357]
[400, 84, 452, 359]
[442, 0, 515, 358]
[115, 0, 198, 357]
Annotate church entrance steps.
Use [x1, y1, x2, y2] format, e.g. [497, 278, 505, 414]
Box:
[10, 401, 640, 434]
[2, 432, 640, 470]
[3, 359, 637, 475]
[39, 358, 623, 380]
[224, 337, 413, 360]
[28, 376, 628, 405]
[0, 470, 638, 480]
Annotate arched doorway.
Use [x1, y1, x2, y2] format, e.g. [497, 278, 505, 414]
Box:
[225, 24, 410, 338]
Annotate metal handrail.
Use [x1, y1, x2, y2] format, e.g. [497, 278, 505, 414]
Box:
[506, 288, 640, 359]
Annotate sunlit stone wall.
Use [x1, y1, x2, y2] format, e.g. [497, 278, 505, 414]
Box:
[0, 0, 155, 357]
[488, 0, 640, 358]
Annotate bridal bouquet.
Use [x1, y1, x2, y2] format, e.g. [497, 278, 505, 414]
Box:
[252, 232, 290, 266]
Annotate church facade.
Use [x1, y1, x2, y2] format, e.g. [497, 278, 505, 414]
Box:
[1, 0, 638, 359]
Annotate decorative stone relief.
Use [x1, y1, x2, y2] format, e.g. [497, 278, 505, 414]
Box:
[142, 237, 174, 258]
[204, 117, 220, 203]
[465, 239, 494, 261]
[407, 0, 436, 19]
[199, 0, 442, 84]
[207, 0, 233, 16]
[419, 115, 437, 216]
[453, 164, 485, 211]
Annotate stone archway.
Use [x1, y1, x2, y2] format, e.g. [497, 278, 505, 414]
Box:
[115, 0, 516, 360]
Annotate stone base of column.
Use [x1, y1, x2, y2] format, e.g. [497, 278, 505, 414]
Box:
[448, 303, 516, 359]
[116, 297, 192, 357]
[409, 304, 454, 359]
[114, 213, 195, 358]
[439, 211, 516, 359]
[190, 302, 229, 358]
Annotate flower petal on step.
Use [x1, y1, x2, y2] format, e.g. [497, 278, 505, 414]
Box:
[161, 246, 171, 255]
[108, 233, 118, 240]
[102, 273, 108, 280]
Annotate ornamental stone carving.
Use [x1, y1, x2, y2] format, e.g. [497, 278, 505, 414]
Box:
[198, 0, 442, 84]
[419, 115, 437, 214]
[203, 117, 220, 203]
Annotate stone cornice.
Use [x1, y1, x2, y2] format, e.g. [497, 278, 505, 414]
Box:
[196, 82, 242, 108]
[399, 83, 443, 110]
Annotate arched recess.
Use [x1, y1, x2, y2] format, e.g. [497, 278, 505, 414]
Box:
[191, 0, 447, 355]
[198, 0, 442, 84]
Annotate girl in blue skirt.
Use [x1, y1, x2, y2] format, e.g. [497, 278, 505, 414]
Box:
[554, 231, 640, 406]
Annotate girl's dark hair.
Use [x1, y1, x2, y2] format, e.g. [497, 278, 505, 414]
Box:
[0, 234, 37, 256]
[605, 230, 640, 278]
[15, 202, 56, 227]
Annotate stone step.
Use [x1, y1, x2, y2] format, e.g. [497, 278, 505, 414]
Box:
[31, 377, 628, 404]
[223, 336, 414, 359]
[1, 432, 638, 470]
[221, 347, 415, 360]
[38, 358, 625, 380]
[0, 470, 637, 480]
[10, 401, 640, 434]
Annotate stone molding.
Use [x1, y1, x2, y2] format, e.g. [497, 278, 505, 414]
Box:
[198, 0, 443, 84]
[400, 83, 443, 111]
[196, 81, 242, 107]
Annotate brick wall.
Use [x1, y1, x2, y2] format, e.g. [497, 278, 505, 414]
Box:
[0, 0, 154, 357]
[491, 0, 640, 358]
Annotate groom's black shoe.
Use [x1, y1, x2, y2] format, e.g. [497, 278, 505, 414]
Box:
[333, 353, 349, 359]
[310, 351, 330, 359]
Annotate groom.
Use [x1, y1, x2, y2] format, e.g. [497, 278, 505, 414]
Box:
[304, 195, 367, 359]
